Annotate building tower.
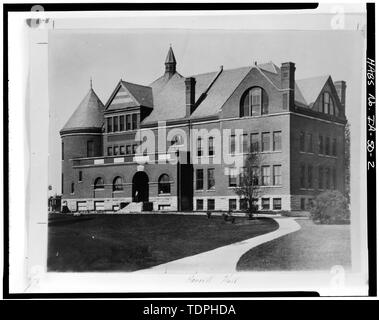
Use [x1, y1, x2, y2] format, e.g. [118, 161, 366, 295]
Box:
[60, 82, 105, 208]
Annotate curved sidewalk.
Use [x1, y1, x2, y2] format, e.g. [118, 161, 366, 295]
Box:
[134, 217, 301, 274]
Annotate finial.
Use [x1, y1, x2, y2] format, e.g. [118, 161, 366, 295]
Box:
[90, 77, 93, 89]
[170, 43, 172, 47]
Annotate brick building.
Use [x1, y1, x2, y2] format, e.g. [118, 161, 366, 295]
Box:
[60, 46, 347, 212]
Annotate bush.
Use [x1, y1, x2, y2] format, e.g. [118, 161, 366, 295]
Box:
[310, 190, 350, 224]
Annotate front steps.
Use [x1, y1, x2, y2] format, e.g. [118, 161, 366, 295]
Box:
[117, 202, 143, 213]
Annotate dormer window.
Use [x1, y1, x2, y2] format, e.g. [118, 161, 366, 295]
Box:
[240, 87, 268, 117]
[322, 92, 336, 115]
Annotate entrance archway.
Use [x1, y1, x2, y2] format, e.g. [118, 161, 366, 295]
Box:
[132, 171, 149, 202]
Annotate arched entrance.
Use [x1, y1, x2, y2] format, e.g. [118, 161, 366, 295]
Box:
[132, 171, 149, 202]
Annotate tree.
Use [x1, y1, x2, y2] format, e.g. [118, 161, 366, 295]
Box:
[234, 152, 261, 218]
[344, 122, 351, 204]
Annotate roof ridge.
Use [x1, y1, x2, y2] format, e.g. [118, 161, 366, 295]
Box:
[122, 80, 152, 89]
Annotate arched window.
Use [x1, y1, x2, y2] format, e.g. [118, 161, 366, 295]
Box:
[322, 92, 336, 115]
[113, 176, 123, 191]
[94, 177, 104, 189]
[170, 134, 184, 146]
[71, 182, 75, 194]
[158, 174, 171, 194]
[240, 87, 268, 117]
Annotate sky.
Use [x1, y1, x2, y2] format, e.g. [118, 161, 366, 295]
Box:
[48, 27, 365, 194]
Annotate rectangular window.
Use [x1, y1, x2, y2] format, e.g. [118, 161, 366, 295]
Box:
[126, 114, 131, 130]
[300, 198, 305, 210]
[273, 198, 282, 210]
[196, 169, 204, 190]
[107, 117, 112, 132]
[113, 116, 119, 132]
[273, 131, 282, 151]
[262, 198, 270, 210]
[120, 145, 125, 155]
[299, 131, 305, 152]
[262, 166, 271, 186]
[87, 140, 94, 157]
[126, 145, 131, 155]
[61, 142, 64, 160]
[240, 198, 248, 210]
[120, 115, 125, 131]
[197, 138, 203, 157]
[252, 166, 260, 185]
[332, 167, 337, 189]
[78, 171, 82, 182]
[113, 145, 119, 155]
[262, 132, 270, 152]
[107, 146, 113, 156]
[132, 144, 137, 154]
[207, 168, 215, 190]
[207, 199, 215, 211]
[230, 135, 236, 154]
[308, 165, 313, 189]
[319, 135, 324, 154]
[332, 138, 337, 156]
[208, 137, 214, 156]
[273, 165, 281, 185]
[229, 169, 237, 187]
[307, 133, 313, 153]
[250, 133, 259, 153]
[229, 199, 237, 211]
[325, 167, 331, 189]
[132, 114, 138, 130]
[196, 199, 204, 211]
[325, 137, 330, 155]
[318, 166, 323, 189]
[300, 164, 305, 188]
[242, 134, 248, 153]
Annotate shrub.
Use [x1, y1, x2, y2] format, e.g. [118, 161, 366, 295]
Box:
[310, 190, 350, 224]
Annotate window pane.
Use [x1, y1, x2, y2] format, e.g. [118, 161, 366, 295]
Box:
[126, 115, 131, 130]
[307, 133, 313, 153]
[230, 135, 236, 154]
[196, 169, 203, 190]
[132, 114, 138, 130]
[262, 198, 270, 210]
[120, 115, 125, 131]
[273, 165, 281, 185]
[250, 88, 261, 116]
[318, 135, 324, 154]
[300, 164, 305, 188]
[250, 133, 259, 152]
[207, 199, 215, 211]
[325, 167, 330, 189]
[120, 145, 125, 155]
[126, 145, 131, 155]
[308, 165, 313, 188]
[262, 166, 270, 185]
[318, 167, 323, 189]
[197, 138, 203, 157]
[325, 137, 330, 155]
[158, 174, 171, 194]
[107, 117, 112, 132]
[273, 198, 282, 210]
[113, 116, 119, 132]
[273, 131, 282, 151]
[229, 199, 237, 211]
[87, 140, 94, 157]
[262, 132, 270, 152]
[299, 131, 305, 152]
[107, 146, 113, 156]
[229, 169, 237, 187]
[332, 138, 337, 156]
[208, 137, 214, 156]
[196, 199, 204, 210]
[207, 168, 215, 190]
[242, 134, 248, 153]
[113, 145, 119, 155]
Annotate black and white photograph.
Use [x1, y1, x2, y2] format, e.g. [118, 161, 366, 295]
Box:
[3, 2, 374, 299]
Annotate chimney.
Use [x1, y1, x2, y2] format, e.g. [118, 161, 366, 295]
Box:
[334, 81, 346, 111]
[281, 62, 296, 110]
[185, 77, 196, 117]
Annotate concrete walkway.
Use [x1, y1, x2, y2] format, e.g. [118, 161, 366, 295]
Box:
[134, 217, 301, 274]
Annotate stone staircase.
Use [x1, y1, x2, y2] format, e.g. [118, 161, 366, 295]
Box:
[117, 202, 143, 213]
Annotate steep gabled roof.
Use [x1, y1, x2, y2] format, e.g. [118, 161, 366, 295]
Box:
[61, 88, 105, 133]
[105, 80, 153, 112]
[295, 75, 330, 105]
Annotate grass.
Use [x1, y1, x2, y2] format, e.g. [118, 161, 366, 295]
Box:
[236, 218, 351, 271]
[48, 213, 278, 272]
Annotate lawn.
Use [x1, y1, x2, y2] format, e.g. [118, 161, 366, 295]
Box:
[48, 213, 278, 272]
[237, 218, 351, 271]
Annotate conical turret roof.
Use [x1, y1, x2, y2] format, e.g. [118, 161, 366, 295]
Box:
[60, 87, 105, 134]
[165, 46, 176, 64]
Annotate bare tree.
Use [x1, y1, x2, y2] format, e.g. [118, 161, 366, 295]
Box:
[234, 152, 261, 218]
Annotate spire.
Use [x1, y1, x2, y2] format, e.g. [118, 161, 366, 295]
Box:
[165, 45, 176, 77]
